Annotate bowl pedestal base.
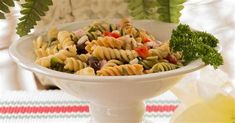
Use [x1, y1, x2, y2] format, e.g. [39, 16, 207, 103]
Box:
[88, 102, 145, 123]
[87, 119, 154, 123]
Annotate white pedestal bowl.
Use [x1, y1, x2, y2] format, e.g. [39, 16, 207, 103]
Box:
[9, 20, 206, 123]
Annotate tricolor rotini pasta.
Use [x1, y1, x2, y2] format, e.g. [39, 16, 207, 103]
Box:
[97, 64, 144, 76]
[58, 31, 76, 49]
[87, 36, 125, 49]
[76, 54, 91, 63]
[92, 46, 138, 62]
[102, 60, 123, 68]
[64, 57, 87, 71]
[33, 36, 48, 49]
[34, 19, 183, 76]
[148, 62, 178, 73]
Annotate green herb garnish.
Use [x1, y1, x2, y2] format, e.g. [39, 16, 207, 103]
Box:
[170, 24, 223, 68]
[50, 57, 65, 72]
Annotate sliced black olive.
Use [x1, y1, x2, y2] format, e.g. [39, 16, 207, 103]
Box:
[76, 36, 88, 54]
[88, 57, 101, 71]
[76, 43, 87, 54]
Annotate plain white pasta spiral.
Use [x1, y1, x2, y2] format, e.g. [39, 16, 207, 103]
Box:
[34, 48, 48, 59]
[58, 31, 75, 49]
[46, 46, 60, 55]
[85, 41, 95, 53]
[54, 45, 77, 61]
[35, 45, 77, 67]
[102, 60, 123, 68]
[117, 35, 139, 50]
[149, 42, 170, 59]
[75, 67, 95, 76]
[34, 43, 61, 59]
[64, 57, 87, 71]
[77, 54, 90, 62]
[47, 28, 59, 41]
[33, 36, 48, 49]
[35, 56, 53, 68]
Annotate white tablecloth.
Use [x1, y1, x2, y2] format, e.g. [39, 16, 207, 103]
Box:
[0, 90, 179, 123]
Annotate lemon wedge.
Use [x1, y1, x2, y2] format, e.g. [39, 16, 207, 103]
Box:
[172, 94, 235, 123]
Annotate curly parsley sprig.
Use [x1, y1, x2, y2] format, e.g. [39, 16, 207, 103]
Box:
[169, 24, 223, 68]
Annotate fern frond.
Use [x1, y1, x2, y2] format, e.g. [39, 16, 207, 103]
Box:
[0, 0, 16, 19]
[156, 0, 186, 23]
[16, 0, 53, 36]
[127, 0, 157, 19]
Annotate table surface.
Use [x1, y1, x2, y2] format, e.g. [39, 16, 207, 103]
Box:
[0, 90, 179, 123]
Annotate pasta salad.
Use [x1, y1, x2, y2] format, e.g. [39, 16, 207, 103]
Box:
[33, 19, 185, 76]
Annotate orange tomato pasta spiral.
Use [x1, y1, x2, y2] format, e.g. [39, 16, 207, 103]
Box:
[92, 46, 138, 62]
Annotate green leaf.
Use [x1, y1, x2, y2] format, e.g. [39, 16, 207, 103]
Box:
[0, 0, 16, 19]
[128, 0, 158, 19]
[0, 11, 5, 19]
[2, 0, 14, 7]
[127, 0, 185, 23]
[157, 0, 185, 6]
[16, 0, 53, 36]
[156, 0, 186, 23]
[0, 1, 10, 13]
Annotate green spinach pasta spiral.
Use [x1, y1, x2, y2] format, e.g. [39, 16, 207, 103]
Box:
[149, 62, 177, 73]
[138, 56, 159, 69]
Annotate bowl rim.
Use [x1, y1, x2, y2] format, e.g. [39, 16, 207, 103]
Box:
[9, 20, 209, 83]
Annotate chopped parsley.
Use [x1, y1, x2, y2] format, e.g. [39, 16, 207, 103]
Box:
[169, 24, 223, 68]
